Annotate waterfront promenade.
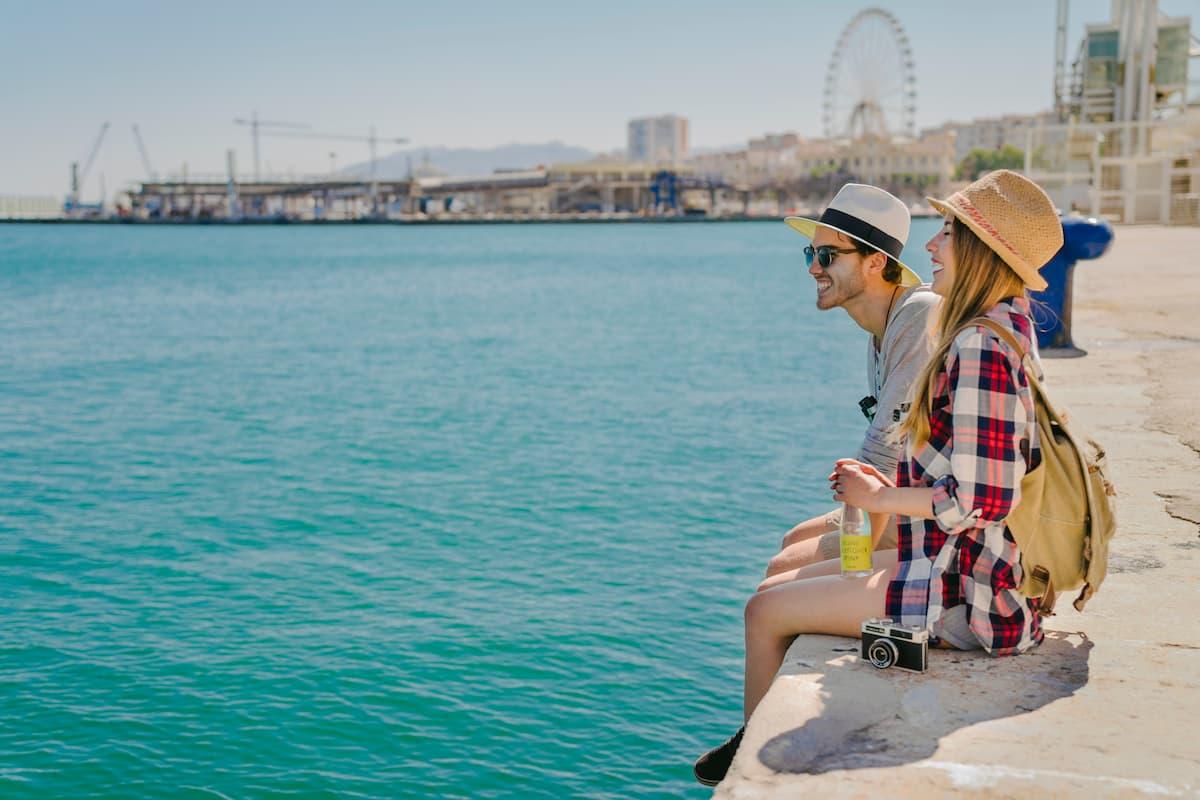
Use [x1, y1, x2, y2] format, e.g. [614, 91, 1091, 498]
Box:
[716, 225, 1200, 798]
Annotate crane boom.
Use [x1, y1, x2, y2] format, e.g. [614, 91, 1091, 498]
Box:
[78, 122, 110, 194]
[233, 119, 409, 216]
[232, 117, 310, 129]
[254, 129, 408, 145]
[132, 124, 156, 180]
[233, 112, 311, 181]
[256, 127, 409, 213]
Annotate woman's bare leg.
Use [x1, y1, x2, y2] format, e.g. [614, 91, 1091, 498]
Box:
[742, 563, 896, 721]
[758, 549, 898, 592]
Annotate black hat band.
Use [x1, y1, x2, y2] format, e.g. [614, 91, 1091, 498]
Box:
[819, 207, 904, 261]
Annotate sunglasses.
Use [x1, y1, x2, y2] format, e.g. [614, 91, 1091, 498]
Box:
[804, 245, 858, 269]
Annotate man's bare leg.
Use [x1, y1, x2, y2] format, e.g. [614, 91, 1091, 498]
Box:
[765, 510, 839, 578]
[766, 535, 837, 577]
[779, 510, 840, 549]
[758, 549, 898, 592]
[767, 512, 896, 578]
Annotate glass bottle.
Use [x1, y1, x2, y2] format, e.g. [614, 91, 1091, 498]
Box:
[839, 503, 872, 578]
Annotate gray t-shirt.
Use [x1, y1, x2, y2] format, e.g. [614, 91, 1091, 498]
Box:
[857, 284, 939, 477]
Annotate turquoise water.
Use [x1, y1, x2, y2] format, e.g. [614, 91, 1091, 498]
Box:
[0, 220, 936, 799]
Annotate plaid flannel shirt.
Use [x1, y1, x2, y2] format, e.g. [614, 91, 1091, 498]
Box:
[886, 297, 1044, 656]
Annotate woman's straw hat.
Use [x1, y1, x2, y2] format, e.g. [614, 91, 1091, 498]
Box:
[927, 170, 1063, 291]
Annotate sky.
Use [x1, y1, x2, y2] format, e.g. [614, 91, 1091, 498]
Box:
[1, 0, 1191, 199]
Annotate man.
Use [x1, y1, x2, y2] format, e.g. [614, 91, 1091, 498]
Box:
[763, 184, 938, 586]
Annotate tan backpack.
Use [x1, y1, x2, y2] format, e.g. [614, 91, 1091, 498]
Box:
[961, 317, 1117, 615]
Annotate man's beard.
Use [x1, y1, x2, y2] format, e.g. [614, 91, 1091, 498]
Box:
[816, 271, 865, 310]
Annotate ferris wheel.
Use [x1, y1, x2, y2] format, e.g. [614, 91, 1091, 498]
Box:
[822, 8, 917, 141]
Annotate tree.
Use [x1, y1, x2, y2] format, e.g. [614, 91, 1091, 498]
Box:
[955, 145, 1025, 180]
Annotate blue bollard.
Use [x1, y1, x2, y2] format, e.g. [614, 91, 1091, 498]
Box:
[1030, 215, 1114, 358]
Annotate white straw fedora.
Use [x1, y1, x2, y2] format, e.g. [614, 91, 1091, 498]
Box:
[785, 183, 921, 287]
[926, 169, 1062, 292]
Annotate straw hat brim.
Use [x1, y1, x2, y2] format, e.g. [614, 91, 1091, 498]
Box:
[784, 216, 921, 287]
[926, 197, 1050, 291]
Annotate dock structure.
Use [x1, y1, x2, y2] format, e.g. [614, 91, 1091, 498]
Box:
[119, 162, 752, 222]
[129, 178, 417, 221]
[715, 224, 1200, 798]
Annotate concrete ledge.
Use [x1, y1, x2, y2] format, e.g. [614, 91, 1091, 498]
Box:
[717, 226, 1200, 798]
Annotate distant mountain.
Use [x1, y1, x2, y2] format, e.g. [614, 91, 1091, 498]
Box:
[343, 142, 598, 179]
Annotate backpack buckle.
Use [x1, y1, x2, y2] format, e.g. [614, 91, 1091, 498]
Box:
[1029, 565, 1050, 594]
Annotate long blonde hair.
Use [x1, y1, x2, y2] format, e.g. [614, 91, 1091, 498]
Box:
[900, 217, 1027, 445]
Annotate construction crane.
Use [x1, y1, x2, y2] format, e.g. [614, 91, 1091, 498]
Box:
[249, 125, 409, 211]
[233, 111, 311, 181]
[132, 124, 156, 181]
[252, 125, 407, 176]
[66, 121, 110, 213]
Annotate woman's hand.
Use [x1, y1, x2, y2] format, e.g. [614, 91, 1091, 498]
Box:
[851, 459, 895, 489]
[829, 459, 889, 512]
[826, 459, 896, 488]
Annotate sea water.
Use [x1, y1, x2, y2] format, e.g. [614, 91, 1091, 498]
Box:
[0, 219, 936, 799]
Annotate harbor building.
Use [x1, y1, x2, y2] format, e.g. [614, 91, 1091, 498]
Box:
[688, 129, 955, 215]
[1023, 0, 1199, 223]
[119, 161, 735, 220]
[0, 196, 62, 219]
[627, 114, 689, 164]
[925, 112, 1058, 163]
[54, 2, 1200, 227]
[802, 131, 955, 195]
[125, 178, 417, 221]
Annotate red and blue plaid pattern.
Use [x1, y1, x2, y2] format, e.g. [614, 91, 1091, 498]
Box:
[886, 298, 1044, 655]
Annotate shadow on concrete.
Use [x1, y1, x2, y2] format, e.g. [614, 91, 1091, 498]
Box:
[756, 630, 1092, 775]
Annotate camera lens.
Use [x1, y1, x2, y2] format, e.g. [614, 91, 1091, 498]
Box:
[867, 638, 898, 670]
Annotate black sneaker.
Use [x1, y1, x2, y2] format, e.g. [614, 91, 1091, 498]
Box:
[692, 726, 744, 787]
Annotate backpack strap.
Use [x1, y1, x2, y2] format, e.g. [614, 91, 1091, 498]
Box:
[956, 316, 1026, 361]
[956, 316, 1062, 615]
[952, 316, 1040, 382]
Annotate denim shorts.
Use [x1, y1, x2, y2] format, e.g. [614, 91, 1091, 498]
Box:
[932, 605, 982, 650]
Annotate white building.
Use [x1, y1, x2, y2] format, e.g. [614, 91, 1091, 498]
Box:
[1025, 2, 1199, 224]
[0, 195, 62, 219]
[690, 129, 955, 201]
[925, 112, 1057, 162]
[627, 114, 689, 164]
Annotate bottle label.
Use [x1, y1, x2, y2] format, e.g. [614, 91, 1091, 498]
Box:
[840, 535, 872, 572]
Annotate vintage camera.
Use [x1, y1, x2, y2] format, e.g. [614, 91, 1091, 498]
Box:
[860, 618, 929, 673]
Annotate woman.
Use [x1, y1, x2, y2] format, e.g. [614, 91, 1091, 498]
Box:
[693, 170, 1062, 787]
